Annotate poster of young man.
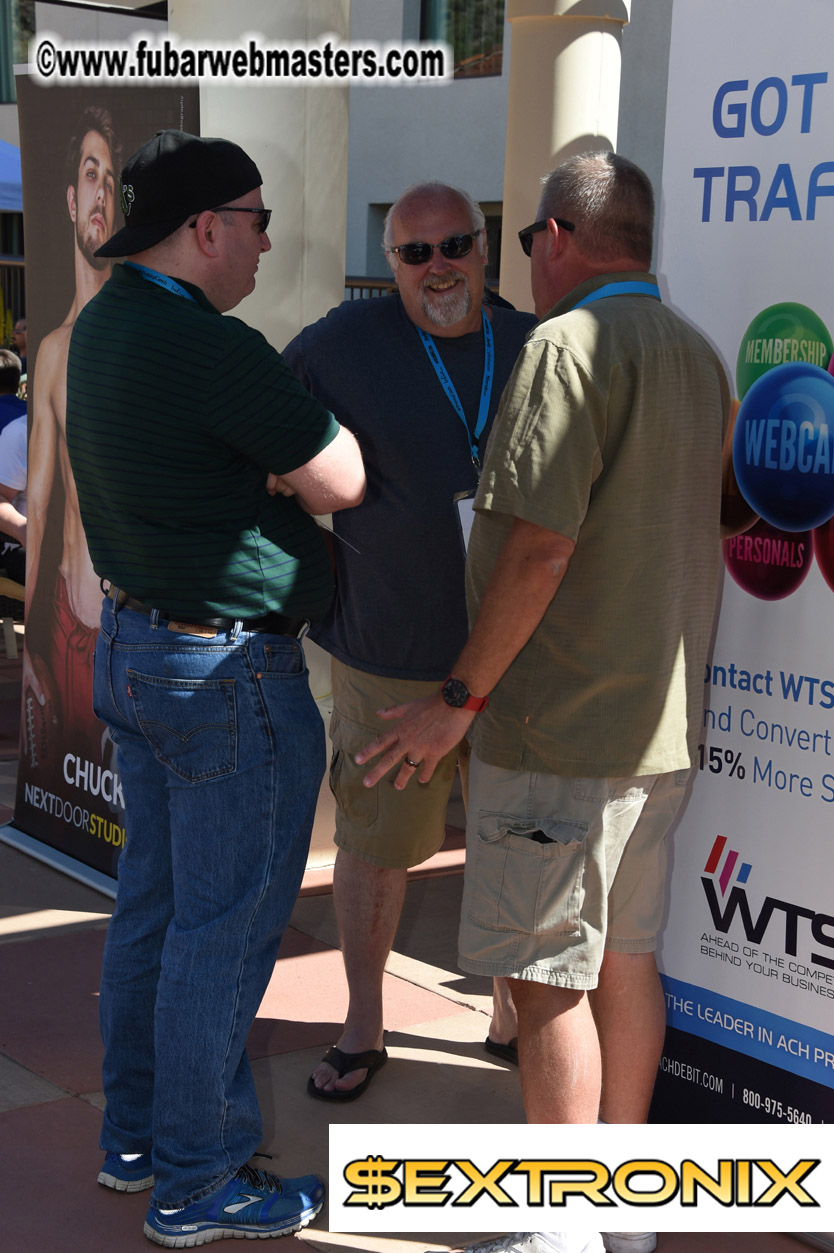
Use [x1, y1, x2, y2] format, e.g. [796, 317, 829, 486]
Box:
[15, 80, 199, 875]
[651, 0, 834, 1123]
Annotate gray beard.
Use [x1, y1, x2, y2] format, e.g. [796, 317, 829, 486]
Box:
[420, 275, 472, 328]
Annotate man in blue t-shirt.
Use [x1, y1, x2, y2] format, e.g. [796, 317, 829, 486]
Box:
[0, 350, 25, 436]
[285, 182, 535, 1102]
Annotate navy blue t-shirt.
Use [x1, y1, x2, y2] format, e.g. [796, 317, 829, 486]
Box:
[0, 395, 26, 437]
[284, 294, 536, 680]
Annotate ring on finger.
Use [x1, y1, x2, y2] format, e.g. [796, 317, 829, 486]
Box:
[404, 756, 421, 768]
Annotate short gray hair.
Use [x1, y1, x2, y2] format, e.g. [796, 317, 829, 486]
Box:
[539, 151, 654, 268]
[382, 182, 486, 264]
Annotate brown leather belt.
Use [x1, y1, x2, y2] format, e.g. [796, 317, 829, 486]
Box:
[106, 585, 308, 637]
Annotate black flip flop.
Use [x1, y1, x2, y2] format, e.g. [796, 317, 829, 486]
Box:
[483, 1035, 518, 1066]
[306, 1044, 389, 1102]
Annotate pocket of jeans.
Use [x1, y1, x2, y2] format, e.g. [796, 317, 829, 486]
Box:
[262, 639, 305, 675]
[126, 669, 237, 783]
[467, 811, 588, 935]
[327, 710, 378, 827]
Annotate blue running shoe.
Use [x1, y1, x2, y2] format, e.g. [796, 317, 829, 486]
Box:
[98, 1150, 154, 1192]
[143, 1163, 325, 1246]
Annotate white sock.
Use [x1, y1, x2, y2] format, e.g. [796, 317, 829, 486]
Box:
[119, 1153, 142, 1161]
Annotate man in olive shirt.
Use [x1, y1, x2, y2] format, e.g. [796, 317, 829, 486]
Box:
[358, 152, 729, 1129]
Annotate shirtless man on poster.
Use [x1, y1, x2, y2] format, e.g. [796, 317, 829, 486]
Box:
[23, 106, 119, 764]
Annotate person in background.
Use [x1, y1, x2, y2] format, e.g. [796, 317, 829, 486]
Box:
[11, 318, 26, 376]
[0, 410, 28, 585]
[0, 349, 25, 436]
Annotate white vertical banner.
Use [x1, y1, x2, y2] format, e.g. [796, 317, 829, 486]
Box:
[654, 0, 834, 1122]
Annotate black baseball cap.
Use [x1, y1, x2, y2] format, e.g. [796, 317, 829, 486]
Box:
[96, 129, 262, 258]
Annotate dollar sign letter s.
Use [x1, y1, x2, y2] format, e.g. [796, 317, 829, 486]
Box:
[344, 1156, 403, 1208]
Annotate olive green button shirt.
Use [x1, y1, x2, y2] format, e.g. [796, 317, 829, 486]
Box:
[466, 272, 730, 778]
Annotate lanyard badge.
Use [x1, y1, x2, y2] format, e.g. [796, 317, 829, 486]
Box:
[417, 309, 494, 472]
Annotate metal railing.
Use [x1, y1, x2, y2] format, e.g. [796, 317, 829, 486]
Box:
[0, 258, 25, 328]
[345, 275, 396, 301]
[0, 263, 503, 323]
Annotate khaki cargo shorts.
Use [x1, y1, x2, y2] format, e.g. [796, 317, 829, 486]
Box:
[328, 657, 462, 869]
[458, 751, 690, 989]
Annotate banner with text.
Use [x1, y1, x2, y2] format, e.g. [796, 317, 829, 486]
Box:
[15, 79, 198, 876]
[652, 0, 834, 1123]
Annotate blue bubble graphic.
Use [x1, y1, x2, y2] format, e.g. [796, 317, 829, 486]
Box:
[732, 361, 834, 531]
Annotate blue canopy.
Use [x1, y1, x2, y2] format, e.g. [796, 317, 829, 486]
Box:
[0, 139, 22, 213]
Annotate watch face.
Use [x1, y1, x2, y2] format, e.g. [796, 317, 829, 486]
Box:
[442, 677, 470, 708]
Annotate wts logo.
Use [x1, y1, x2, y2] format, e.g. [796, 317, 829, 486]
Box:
[704, 834, 752, 896]
[701, 835, 834, 971]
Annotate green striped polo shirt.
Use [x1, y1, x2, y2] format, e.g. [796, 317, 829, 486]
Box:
[66, 263, 340, 620]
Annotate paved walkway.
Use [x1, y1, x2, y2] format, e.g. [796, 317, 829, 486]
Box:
[0, 635, 816, 1253]
[0, 837, 813, 1253]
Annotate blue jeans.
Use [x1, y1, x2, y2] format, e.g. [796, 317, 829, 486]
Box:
[94, 595, 325, 1209]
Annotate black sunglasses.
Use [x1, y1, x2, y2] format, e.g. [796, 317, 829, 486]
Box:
[190, 206, 272, 234]
[518, 217, 575, 257]
[386, 230, 483, 266]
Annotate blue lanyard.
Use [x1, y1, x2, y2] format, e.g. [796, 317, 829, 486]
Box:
[125, 262, 197, 302]
[573, 280, 661, 309]
[417, 309, 494, 470]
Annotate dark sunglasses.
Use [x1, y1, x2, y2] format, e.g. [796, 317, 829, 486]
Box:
[386, 229, 483, 266]
[190, 206, 272, 234]
[518, 217, 575, 257]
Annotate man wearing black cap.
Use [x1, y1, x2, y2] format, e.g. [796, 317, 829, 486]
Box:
[65, 130, 365, 1247]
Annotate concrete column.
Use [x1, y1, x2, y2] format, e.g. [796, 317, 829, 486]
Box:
[499, 0, 630, 312]
[168, 0, 350, 349]
[167, 0, 350, 866]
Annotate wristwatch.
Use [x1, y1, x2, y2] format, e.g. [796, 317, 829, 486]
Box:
[441, 675, 489, 713]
